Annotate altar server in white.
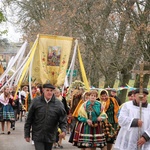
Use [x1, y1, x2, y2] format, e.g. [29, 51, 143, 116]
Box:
[114, 88, 150, 150]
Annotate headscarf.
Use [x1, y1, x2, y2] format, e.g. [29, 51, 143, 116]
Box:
[99, 89, 119, 123]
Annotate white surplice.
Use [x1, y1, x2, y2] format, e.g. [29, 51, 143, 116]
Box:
[114, 101, 150, 150]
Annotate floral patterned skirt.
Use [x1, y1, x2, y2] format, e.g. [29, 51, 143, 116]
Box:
[73, 121, 107, 148]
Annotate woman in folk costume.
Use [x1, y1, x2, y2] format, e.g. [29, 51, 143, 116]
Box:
[69, 91, 89, 143]
[69, 89, 84, 134]
[73, 90, 107, 150]
[70, 89, 84, 115]
[0, 87, 15, 134]
[9, 91, 20, 130]
[72, 91, 90, 118]
[99, 89, 119, 150]
[114, 88, 150, 150]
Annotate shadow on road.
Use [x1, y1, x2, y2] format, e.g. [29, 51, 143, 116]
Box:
[0, 118, 77, 150]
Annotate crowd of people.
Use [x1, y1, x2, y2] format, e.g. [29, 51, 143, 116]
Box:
[0, 82, 150, 150]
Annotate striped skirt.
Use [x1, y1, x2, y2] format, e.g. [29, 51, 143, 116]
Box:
[73, 121, 107, 148]
[0, 104, 15, 122]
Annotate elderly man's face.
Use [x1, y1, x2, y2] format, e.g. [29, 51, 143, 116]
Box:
[111, 91, 117, 97]
[43, 88, 54, 100]
[134, 93, 148, 103]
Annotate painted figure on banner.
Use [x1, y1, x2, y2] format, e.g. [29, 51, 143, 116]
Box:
[31, 35, 73, 86]
[47, 46, 61, 66]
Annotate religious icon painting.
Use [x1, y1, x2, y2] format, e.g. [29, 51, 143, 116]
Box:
[47, 46, 61, 66]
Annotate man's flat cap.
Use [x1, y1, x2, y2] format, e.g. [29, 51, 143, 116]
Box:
[111, 89, 117, 92]
[43, 83, 55, 89]
[134, 88, 149, 95]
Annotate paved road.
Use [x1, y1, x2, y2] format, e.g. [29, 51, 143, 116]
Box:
[0, 118, 78, 150]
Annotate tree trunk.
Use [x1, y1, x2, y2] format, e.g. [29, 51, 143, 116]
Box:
[118, 72, 131, 103]
[104, 74, 116, 88]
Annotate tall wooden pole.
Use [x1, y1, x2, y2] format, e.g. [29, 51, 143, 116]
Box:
[138, 61, 144, 150]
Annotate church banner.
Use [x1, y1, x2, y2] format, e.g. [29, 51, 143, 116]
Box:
[32, 34, 73, 86]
